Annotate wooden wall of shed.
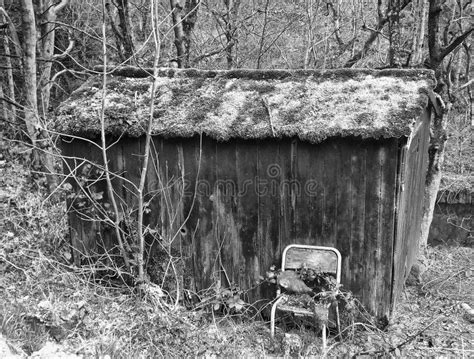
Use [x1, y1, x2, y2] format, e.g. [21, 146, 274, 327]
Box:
[391, 109, 431, 310]
[62, 135, 399, 318]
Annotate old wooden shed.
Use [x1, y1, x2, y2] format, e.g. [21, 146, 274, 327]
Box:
[56, 68, 436, 319]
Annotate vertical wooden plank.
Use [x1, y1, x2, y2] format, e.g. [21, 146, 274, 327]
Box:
[194, 136, 217, 290]
[347, 141, 367, 301]
[377, 139, 398, 317]
[82, 139, 103, 258]
[391, 138, 407, 311]
[235, 139, 259, 302]
[278, 139, 295, 251]
[180, 136, 202, 293]
[355, 139, 398, 318]
[121, 137, 142, 215]
[61, 139, 82, 265]
[155, 138, 185, 247]
[99, 138, 122, 254]
[144, 136, 162, 234]
[215, 141, 240, 287]
[310, 142, 326, 246]
[362, 140, 382, 315]
[66, 137, 104, 261]
[149, 137, 188, 295]
[335, 139, 354, 286]
[294, 140, 313, 245]
[257, 139, 281, 300]
[322, 142, 338, 247]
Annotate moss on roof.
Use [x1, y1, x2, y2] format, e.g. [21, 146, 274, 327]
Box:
[55, 67, 435, 142]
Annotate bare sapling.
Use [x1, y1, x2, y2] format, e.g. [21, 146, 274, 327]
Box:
[99, 0, 131, 272]
[136, 0, 162, 287]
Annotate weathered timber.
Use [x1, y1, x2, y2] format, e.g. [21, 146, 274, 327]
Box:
[59, 68, 435, 319]
[392, 110, 431, 310]
[62, 134, 419, 317]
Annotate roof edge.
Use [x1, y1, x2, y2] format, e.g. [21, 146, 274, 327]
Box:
[92, 65, 436, 83]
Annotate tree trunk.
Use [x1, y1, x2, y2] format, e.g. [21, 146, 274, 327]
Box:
[420, 104, 447, 247]
[183, 0, 200, 67]
[0, 0, 17, 124]
[409, 0, 428, 66]
[105, 0, 135, 62]
[344, 0, 412, 68]
[20, 0, 39, 140]
[388, 0, 402, 67]
[256, 0, 270, 69]
[116, 0, 135, 60]
[20, 0, 59, 192]
[223, 0, 240, 69]
[170, 0, 200, 68]
[37, 0, 56, 116]
[170, 0, 186, 67]
[0, 81, 7, 122]
[419, 0, 473, 247]
[36, 0, 70, 116]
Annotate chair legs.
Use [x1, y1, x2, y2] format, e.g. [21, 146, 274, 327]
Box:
[321, 324, 327, 351]
[271, 297, 329, 352]
[270, 296, 285, 338]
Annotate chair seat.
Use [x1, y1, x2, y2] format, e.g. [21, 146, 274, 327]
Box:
[274, 295, 330, 323]
[269, 244, 342, 351]
[278, 304, 314, 316]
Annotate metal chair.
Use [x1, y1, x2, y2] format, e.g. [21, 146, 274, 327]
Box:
[270, 244, 342, 350]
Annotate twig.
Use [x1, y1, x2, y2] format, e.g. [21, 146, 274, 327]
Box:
[421, 266, 471, 292]
[261, 96, 275, 137]
[351, 316, 441, 358]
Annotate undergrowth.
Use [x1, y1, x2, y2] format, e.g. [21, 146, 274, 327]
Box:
[0, 139, 472, 358]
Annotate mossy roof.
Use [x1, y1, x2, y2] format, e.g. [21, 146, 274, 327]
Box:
[55, 67, 435, 143]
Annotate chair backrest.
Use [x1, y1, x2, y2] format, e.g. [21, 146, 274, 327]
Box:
[281, 244, 342, 283]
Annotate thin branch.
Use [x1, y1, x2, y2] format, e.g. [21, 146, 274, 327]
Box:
[54, 0, 70, 13]
[50, 21, 118, 50]
[457, 78, 473, 90]
[136, 0, 161, 285]
[0, 95, 25, 111]
[99, 0, 131, 271]
[191, 41, 234, 65]
[352, 316, 441, 358]
[344, 0, 412, 68]
[439, 26, 474, 63]
[0, 6, 22, 58]
[52, 37, 75, 60]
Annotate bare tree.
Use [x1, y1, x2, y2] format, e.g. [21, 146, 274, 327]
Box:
[419, 0, 473, 247]
[36, 0, 72, 116]
[409, 0, 428, 66]
[16, 0, 70, 191]
[170, 0, 200, 68]
[388, 0, 402, 67]
[0, 0, 18, 124]
[105, 0, 136, 63]
[222, 0, 240, 68]
[19, 0, 38, 140]
[344, 0, 412, 68]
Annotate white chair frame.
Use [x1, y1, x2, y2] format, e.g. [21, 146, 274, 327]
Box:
[270, 244, 342, 350]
